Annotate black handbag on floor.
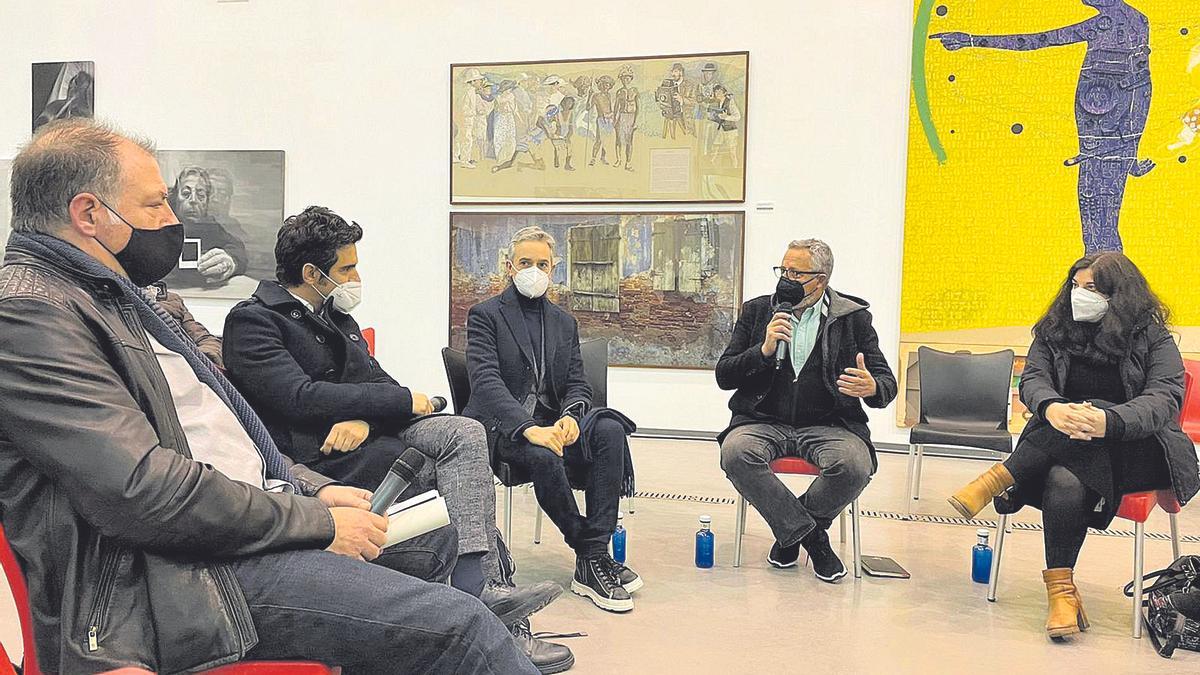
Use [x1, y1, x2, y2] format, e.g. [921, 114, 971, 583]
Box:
[1124, 555, 1200, 658]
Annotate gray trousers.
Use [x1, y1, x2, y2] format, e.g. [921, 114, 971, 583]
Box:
[720, 422, 872, 546]
[394, 416, 509, 581]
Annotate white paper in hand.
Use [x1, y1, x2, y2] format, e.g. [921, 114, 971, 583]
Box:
[384, 490, 451, 548]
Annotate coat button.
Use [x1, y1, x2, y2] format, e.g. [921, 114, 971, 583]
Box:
[350, 333, 360, 342]
[316, 335, 326, 344]
[290, 310, 302, 319]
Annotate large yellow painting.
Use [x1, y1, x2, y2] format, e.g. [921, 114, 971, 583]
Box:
[901, 1, 1199, 428]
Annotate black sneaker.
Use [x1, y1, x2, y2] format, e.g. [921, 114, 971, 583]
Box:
[481, 580, 564, 628]
[512, 619, 575, 674]
[601, 555, 643, 593]
[800, 528, 847, 583]
[570, 555, 633, 612]
[767, 541, 801, 569]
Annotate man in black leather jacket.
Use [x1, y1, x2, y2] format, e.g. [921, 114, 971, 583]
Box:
[0, 120, 536, 674]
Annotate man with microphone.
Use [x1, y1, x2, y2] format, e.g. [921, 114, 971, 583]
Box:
[716, 239, 896, 583]
[223, 207, 571, 672]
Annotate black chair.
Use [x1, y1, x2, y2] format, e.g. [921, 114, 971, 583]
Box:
[440, 339, 613, 543]
[906, 346, 1015, 516]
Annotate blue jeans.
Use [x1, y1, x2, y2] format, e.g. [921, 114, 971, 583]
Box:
[230, 534, 537, 674]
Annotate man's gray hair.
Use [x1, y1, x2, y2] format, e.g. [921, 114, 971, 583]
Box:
[509, 226, 556, 256]
[788, 238, 834, 276]
[10, 118, 156, 234]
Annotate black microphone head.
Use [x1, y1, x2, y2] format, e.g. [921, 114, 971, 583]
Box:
[390, 448, 426, 482]
[430, 396, 448, 413]
[774, 301, 794, 314]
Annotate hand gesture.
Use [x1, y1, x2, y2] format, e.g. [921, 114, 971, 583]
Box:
[320, 420, 371, 454]
[930, 32, 973, 51]
[524, 425, 566, 456]
[837, 353, 878, 399]
[556, 415, 581, 446]
[760, 311, 793, 358]
[1045, 402, 1101, 440]
[1130, 159, 1156, 177]
[198, 247, 237, 282]
[326, 507, 388, 561]
[411, 392, 434, 416]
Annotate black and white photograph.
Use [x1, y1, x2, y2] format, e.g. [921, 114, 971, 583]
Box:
[156, 150, 285, 299]
[31, 61, 94, 133]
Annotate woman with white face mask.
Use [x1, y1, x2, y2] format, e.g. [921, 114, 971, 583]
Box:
[948, 251, 1196, 641]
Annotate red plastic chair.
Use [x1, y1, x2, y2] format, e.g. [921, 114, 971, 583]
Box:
[1182, 359, 1200, 442]
[731, 457, 863, 578]
[0, 524, 339, 674]
[986, 370, 1193, 639]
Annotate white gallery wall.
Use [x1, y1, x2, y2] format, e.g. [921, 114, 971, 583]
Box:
[0, 0, 915, 444]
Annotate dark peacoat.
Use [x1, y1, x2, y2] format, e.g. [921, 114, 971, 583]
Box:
[223, 280, 417, 465]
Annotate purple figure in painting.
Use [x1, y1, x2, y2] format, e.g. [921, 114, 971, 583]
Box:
[932, 0, 1154, 253]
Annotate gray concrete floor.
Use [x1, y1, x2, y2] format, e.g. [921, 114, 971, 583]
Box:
[3, 438, 1198, 673]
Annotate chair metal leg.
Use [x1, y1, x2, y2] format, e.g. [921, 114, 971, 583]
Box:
[504, 485, 514, 544]
[913, 444, 925, 501]
[839, 508, 848, 543]
[1170, 513, 1181, 561]
[850, 499, 862, 579]
[1133, 521, 1145, 639]
[734, 495, 747, 568]
[905, 444, 917, 516]
[987, 513, 1008, 602]
[533, 507, 544, 544]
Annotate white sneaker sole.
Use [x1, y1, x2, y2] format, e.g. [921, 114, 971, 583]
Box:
[767, 555, 798, 569]
[570, 580, 633, 612]
[815, 566, 848, 583]
[622, 576, 644, 594]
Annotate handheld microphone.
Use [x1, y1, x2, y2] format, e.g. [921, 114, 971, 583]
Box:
[773, 302, 794, 370]
[430, 396, 448, 413]
[369, 447, 427, 515]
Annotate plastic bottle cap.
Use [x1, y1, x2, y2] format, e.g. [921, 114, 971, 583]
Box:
[699, 515, 712, 524]
[976, 528, 989, 538]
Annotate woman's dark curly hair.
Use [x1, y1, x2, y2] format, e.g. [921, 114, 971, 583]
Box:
[1032, 251, 1170, 358]
[274, 205, 362, 285]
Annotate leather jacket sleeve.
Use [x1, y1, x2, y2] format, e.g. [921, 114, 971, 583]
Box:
[0, 297, 334, 556]
[158, 289, 225, 369]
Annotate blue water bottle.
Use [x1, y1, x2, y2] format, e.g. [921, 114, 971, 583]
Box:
[695, 515, 714, 568]
[972, 528, 993, 584]
[611, 512, 627, 564]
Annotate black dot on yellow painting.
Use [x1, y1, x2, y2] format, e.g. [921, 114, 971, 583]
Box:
[1011, 123, 1024, 134]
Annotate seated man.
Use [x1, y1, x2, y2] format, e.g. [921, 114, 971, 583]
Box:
[222, 208, 570, 672]
[0, 119, 535, 674]
[465, 226, 640, 613]
[716, 239, 896, 583]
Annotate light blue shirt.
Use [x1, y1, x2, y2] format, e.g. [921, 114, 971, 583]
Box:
[789, 294, 828, 379]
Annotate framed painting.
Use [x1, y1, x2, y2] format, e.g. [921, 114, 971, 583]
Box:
[156, 150, 285, 299]
[32, 61, 94, 133]
[449, 211, 745, 369]
[450, 51, 748, 204]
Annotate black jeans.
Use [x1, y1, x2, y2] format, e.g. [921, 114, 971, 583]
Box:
[1005, 451, 1099, 569]
[497, 417, 626, 557]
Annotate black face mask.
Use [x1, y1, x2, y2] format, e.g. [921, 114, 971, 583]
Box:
[98, 201, 184, 287]
[775, 276, 816, 306]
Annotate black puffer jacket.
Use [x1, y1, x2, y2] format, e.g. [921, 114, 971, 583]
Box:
[0, 242, 335, 674]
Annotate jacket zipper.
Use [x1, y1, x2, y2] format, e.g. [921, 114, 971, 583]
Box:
[86, 547, 121, 652]
[212, 564, 250, 647]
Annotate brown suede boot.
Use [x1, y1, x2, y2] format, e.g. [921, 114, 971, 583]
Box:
[947, 463, 1015, 518]
[1043, 568, 1084, 639]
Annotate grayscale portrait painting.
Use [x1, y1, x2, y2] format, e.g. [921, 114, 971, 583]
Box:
[157, 150, 285, 299]
[32, 61, 94, 133]
[450, 211, 745, 369]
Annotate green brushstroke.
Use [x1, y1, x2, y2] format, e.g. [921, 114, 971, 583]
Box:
[912, 0, 947, 164]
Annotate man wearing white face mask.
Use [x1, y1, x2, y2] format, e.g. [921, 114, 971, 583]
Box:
[464, 226, 640, 614]
[224, 208, 573, 672]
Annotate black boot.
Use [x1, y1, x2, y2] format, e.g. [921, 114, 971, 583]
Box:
[512, 619, 575, 674]
[571, 555, 633, 612]
[481, 580, 563, 628]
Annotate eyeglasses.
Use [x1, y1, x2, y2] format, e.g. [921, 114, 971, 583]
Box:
[772, 267, 823, 281]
